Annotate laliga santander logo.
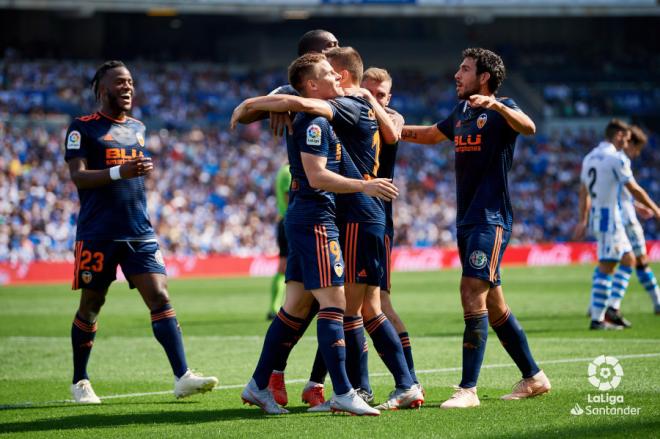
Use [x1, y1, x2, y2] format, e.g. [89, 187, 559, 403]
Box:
[588, 355, 624, 391]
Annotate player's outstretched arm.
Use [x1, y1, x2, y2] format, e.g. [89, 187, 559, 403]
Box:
[301, 152, 398, 201]
[625, 180, 660, 219]
[468, 94, 536, 135]
[231, 95, 333, 130]
[68, 157, 153, 189]
[400, 125, 447, 145]
[573, 183, 591, 240]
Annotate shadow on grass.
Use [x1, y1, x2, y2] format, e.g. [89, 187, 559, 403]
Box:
[0, 406, 311, 433]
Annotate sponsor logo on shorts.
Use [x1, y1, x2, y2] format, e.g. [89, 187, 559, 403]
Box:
[469, 250, 488, 269]
[477, 113, 488, 129]
[334, 262, 344, 277]
[154, 250, 165, 267]
[67, 130, 81, 149]
[81, 271, 93, 284]
[306, 124, 322, 146]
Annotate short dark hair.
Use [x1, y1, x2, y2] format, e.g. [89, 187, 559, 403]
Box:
[325, 47, 363, 84]
[91, 60, 126, 101]
[462, 48, 506, 94]
[629, 125, 648, 147]
[297, 29, 336, 56]
[605, 118, 630, 141]
[288, 53, 326, 94]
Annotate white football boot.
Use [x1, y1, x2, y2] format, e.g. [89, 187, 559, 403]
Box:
[440, 386, 480, 409]
[375, 385, 424, 410]
[174, 369, 218, 399]
[241, 378, 289, 414]
[71, 379, 101, 404]
[331, 389, 380, 416]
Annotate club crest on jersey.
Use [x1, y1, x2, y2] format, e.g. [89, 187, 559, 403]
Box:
[136, 132, 145, 147]
[67, 130, 81, 150]
[81, 271, 93, 284]
[306, 124, 322, 146]
[477, 113, 487, 129]
[334, 262, 344, 278]
[469, 250, 488, 269]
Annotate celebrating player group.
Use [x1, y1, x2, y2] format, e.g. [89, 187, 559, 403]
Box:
[64, 28, 658, 415]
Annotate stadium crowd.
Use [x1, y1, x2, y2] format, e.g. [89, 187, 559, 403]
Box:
[1, 61, 658, 263]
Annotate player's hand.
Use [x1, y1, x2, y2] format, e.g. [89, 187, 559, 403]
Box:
[270, 112, 293, 137]
[635, 203, 655, 220]
[230, 101, 247, 130]
[120, 157, 153, 179]
[468, 94, 499, 110]
[363, 178, 399, 201]
[572, 221, 587, 241]
[346, 87, 376, 104]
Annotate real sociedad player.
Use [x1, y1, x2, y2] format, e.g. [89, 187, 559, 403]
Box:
[401, 48, 551, 408]
[64, 60, 218, 404]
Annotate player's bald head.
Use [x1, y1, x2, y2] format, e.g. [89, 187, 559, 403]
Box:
[297, 30, 339, 56]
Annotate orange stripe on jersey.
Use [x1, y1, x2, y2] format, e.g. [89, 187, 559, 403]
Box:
[489, 227, 503, 283]
[318, 225, 331, 288]
[98, 111, 127, 124]
[72, 241, 82, 290]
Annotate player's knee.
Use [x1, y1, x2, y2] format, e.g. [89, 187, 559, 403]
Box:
[147, 288, 170, 311]
[80, 289, 106, 315]
[621, 252, 636, 267]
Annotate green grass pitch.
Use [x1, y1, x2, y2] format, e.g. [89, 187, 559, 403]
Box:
[1, 264, 659, 438]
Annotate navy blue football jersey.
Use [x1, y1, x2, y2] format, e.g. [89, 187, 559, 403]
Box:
[436, 98, 521, 230]
[329, 96, 385, 225]
[377, 141, 399, 233]
[285, 114, 343, 226]
[64, 112, 156, 241]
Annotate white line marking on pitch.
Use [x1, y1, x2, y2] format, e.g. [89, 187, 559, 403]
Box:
[1, 352, 658, 410]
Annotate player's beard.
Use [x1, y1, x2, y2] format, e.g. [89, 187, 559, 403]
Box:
[457, 82, 480, 100]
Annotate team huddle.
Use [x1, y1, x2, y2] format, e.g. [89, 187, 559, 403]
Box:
[63, 29, 658, 415]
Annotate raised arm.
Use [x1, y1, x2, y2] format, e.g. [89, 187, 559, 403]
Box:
[301, 152, 398, 201]
[400, 125, 448, 145]
[231, 95, 333, 130]
[468, 95, 536, 136]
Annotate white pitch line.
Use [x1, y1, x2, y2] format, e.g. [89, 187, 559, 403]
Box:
[2, 352, 658, 410]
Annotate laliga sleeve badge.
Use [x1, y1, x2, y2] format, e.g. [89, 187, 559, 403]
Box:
[334, 262, 344, 278]
[67, 130, 81, 150]
[469, 250, 488, 269]
[306, 124, 322, 146]
[136, 132, 145, 147]
[477, 113, 487, 129]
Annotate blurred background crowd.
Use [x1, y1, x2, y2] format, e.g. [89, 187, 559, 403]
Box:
[1, 58, 658, 264]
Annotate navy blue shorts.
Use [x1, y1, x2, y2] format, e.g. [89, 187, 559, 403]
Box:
[457, 224, 510, 287]
[285, 222, 344, 290]
[340, 222, 385, 287]
[380, 229, 393, 292]
[72, 240, 167, 291]
[277, 219, 288, 257]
